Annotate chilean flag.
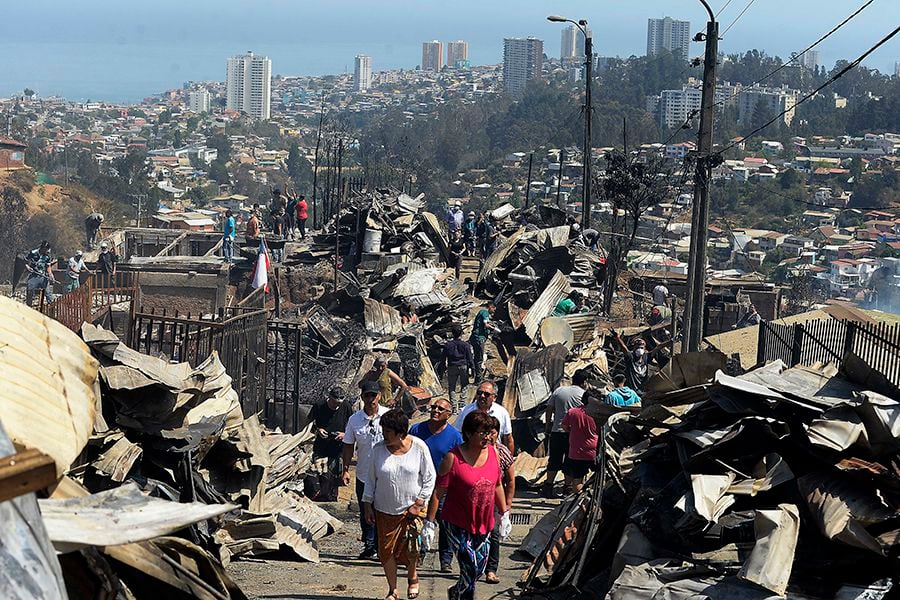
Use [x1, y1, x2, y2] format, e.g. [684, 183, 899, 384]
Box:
[251, 238, 270, 292]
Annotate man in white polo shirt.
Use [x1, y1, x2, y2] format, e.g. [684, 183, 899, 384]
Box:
[342, 380, 389, 559]
[455, 380, 514, 454]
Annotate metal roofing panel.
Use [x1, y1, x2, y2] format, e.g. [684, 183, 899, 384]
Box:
[517, 369, 552, 413]
[522, 271, 571, 340]
[363, 298, 403, 337]
[477, 227, 526, 282]
[394, 267, 444, 297]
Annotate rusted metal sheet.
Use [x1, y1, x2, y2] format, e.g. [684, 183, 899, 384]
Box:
[522, 271, 571, 340]
[559, 313, 601, 346]
[363, 298, 403, 338]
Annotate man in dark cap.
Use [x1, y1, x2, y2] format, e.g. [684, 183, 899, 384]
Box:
[307, 385, 354, 501]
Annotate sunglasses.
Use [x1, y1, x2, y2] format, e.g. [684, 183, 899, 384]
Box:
[475, 390, 494, 397]
[430, 406, 450, 413]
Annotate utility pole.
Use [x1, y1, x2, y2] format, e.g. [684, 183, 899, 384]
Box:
[555, 148, 565, 209]
[582, 23, 593, 228]
[311, 93, 326, 230]
[682, 3, 719, 352]
[524, 152, 534, 210]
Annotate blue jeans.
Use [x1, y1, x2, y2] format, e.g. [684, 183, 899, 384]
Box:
[223, 237, 234, 262]
[355, 478, 377, 552]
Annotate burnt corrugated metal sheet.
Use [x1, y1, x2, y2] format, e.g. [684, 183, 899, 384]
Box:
[522, 271, 571, 340]
[363, 299, 403, 338]
[560, 313, 600, 346]
[478, 228, 526, 282]
[405, 291, 452, 309]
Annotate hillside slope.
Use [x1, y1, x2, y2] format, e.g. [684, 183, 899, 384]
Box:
[0, 169, 126, 281]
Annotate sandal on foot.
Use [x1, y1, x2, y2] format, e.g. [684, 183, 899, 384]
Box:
[485, 572, 500, 584]
[385, 591, 399, 600]
[408, 578, 420, 599]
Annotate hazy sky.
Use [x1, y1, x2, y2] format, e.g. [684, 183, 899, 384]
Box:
[1, 0, 897, 101]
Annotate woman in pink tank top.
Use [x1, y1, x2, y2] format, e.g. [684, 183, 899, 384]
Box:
[426, 410, 507, 600]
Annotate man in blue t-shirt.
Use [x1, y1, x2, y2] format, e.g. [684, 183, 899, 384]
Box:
[605, 374, 641, 407]
[409, 397, 462, 573]
[222, 209, 236, 263]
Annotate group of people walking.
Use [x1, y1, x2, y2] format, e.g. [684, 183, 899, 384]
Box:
[308, 372, 517, 600]
[446, 203, 501, 262]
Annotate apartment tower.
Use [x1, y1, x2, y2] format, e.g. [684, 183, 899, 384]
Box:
[646, 17, 691, 59]
[226, 51, 272, 120]
[447, 41, 469, 68]
[422, 41, 443, 72]
[354, 55, 372, 92]
[503, 37, 544, 98]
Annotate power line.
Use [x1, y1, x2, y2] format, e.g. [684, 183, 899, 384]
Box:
[721, 0, 758, 37]
[716, 0, 737, 19]
[713, 0, 876, 109]
[716, 25, 900, 155]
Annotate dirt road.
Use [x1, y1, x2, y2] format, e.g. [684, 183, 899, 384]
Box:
[228, 494, 555, 600]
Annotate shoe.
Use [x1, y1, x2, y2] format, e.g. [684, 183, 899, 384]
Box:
[485, 572, 500, 584]
[440, 562, 452, 573]
[358, 547, 378, 560]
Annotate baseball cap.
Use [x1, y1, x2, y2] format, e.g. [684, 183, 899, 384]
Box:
[100, 242, 109, 248]
[468, 211, 475, 217]
[328, 385, 346, 400]
[361, 381, 381, 395]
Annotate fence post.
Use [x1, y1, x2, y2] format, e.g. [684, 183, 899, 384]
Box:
[790, 323, 804, 367]
[842, 320, 857, 361]
[756, 320, 767, 366]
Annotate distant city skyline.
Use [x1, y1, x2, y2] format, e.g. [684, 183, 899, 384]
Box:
[0, 0, 897, 102]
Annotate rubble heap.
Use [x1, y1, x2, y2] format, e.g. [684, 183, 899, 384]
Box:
[0, 296, 339, 600]
[520, 360, 900, 599]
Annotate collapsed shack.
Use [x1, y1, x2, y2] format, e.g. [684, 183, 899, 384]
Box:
[519, 359, 900, 599]
[0, 296, 340, 600]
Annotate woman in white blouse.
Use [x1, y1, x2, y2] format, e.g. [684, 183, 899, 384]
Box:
[363, 409, 436, 600]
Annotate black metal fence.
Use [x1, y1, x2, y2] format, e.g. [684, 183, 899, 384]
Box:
[266, 320, 304, 433]
[757, 318, 900, 387]
[128, 307, 269, 419]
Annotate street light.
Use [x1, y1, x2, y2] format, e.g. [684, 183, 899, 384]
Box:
[547, 15, 593, 228]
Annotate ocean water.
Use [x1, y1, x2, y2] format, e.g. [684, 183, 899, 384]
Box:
[0, 40, 427, 104]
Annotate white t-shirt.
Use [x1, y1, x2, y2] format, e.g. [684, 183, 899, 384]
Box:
[343, 405, 389, 485]
[454, 401, 512, 436]
[362, 436, 436, 515]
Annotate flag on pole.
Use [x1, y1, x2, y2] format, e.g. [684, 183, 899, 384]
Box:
[251, 238, 270, 292]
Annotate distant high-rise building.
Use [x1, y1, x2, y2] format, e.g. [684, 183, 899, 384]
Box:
[738, 85, 800, 127]
[226, 51, 271, 120]
[354, 55, 372, 92]
[646, 17, 691, 59]
[422, 41, 443, 72]
[895, 61, 900, 77]
[503, 37, 544, 98]
[798, 50, 819, 71]
[561, 25, 577, 61]
[188, 89, 210, 113]
[447, 41, 469, 68]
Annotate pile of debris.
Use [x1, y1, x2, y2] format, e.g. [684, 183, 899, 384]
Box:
[0, 297, 339, 600]
[519, 358, 900, 599]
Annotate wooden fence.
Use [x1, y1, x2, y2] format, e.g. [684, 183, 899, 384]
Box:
[757, 318, 900, 387]
[40, 272, 139, 333]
